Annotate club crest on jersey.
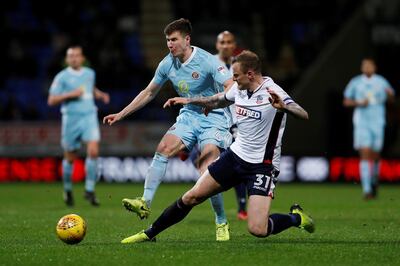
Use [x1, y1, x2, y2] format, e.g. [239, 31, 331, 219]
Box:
[236, 106, 261, 120]
[191, 72, 200, 80]
[256, 95, 263, 104]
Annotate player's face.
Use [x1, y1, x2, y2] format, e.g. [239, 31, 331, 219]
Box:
[361, 59, 376, 77]
[232, 62, 251, 90]
[216, 34, 236, 58]
[166, 31, 190, 58]
[66, 48, 85, 69]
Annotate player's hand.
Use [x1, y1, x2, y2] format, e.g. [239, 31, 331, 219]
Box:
[268, 88, 286, 110]
[163, 97, 190, 108]
[101, 92, 110, 104]
[357, 99, 368, 107]
[103, 113, 122, 125]
[68, 88, 84, 99]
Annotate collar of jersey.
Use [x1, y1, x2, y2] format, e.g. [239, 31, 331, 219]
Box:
[361, 73, 376, 82]
[181, 46, 198, 67]
[67, 67, 84, 76]
[247, 77, 270, 96]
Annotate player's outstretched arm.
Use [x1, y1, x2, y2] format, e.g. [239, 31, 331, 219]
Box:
[47, 88, 84, 106]
[103, 80, 162, 125]
[164, 92, 232, 110]
[268, 89, 309, 120]
[94, 87, 110, 104]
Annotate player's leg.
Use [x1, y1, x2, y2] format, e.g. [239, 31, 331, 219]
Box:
[121, 170, 224, 243]
[122, 133, 185, 219]
[246, 175, 314, 237]
[82, 113, 101, 206]
[359, 147, 374, 199]
[370, 126, 384, 197]
[198, 120, 232, 240]
[62, 150, 77, 206]
[234, 183, 248, 220]
[84, 140, 100, 206]
[61, 114, 81, 206]
[355, 126, 375, 198]
[198, 143, 229, 241]
[371, 150, 380, 197]
[123, 113, 199, 218]
[142, 133, 186, 206]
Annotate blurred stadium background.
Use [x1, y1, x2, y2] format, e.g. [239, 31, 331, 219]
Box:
[1, 0, 400, 184]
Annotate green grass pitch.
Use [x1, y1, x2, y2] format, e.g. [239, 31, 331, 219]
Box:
[0, 182, 399, 266]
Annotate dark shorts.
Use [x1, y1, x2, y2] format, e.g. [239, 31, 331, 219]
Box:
[208, 148, 277, 197]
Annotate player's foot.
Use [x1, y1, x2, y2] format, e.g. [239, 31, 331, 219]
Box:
[364, 193, 376, 200]
[216, 222, 230, 241]
[122, 197, 150, 220]
[64, 191, 74, 207]
[237, 210, 248, 221]
[371, 184, 378, 197]
[84, 191, 100, 206]
[121, 230, 151, 244]
[290, 204, 315, 233]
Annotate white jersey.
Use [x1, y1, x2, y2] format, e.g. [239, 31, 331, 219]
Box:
[225, 77, 294, 166]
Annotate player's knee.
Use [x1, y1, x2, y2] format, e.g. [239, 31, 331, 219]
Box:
[182, 191, 204, 206]
[248, 223, 268, 238]
[87, 147, 99, 158]
[156, 142, 175, 158]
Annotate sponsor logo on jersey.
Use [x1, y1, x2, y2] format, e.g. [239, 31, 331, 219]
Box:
[236, 106, 261, 119]
[217, 66, 227, 75]
[178, 80, 189, 94]
[191, 72, 200, 79]
[256, 95, 263, 104]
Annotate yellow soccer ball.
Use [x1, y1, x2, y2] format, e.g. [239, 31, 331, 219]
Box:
[56, 214, 87, 244]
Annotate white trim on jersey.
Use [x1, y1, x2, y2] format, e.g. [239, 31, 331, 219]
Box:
[181, 46, 198, 67]
[67, 67, 85, 76]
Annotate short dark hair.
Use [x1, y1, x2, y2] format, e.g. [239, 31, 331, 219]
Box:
[67, 45, 84, 54]
[233, 50, 261, 74]
[164, 18, 192, 36]
[362, 57, 376, 64]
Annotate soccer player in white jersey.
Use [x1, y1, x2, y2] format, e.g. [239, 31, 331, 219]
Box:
[120, 50, 314, 244]
[104, 19, 233, 241]
[343, 57, 394, 199]
[48, 46, 110, 206]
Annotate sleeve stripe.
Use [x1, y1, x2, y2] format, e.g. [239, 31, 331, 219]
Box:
[283, 97, 294, 104]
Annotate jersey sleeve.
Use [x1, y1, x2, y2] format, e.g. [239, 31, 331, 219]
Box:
[49, 73, 64, 95]
[344, 78, 356, 99]
[153, 57, 170, 86]
[208, 56, 232, 85]
[381, 77, 394, 95]
[224, 83, 238, 102]
[269, 82, 295, 105]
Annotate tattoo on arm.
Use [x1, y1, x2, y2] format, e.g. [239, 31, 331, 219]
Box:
[283, 102, 309, 120]
[188, 93, 232, 110]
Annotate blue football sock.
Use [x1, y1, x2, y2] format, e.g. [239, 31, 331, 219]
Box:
[267, 213, 300, 236]
[143, 152, 168, 207]
[62, 159, 73, 191]
[85, 158, 98, 192]
[234, 183, 247, 212]
[360, 160, 372, 194]
[209, 193, 227, 224]
[371, 160, 380, 185]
